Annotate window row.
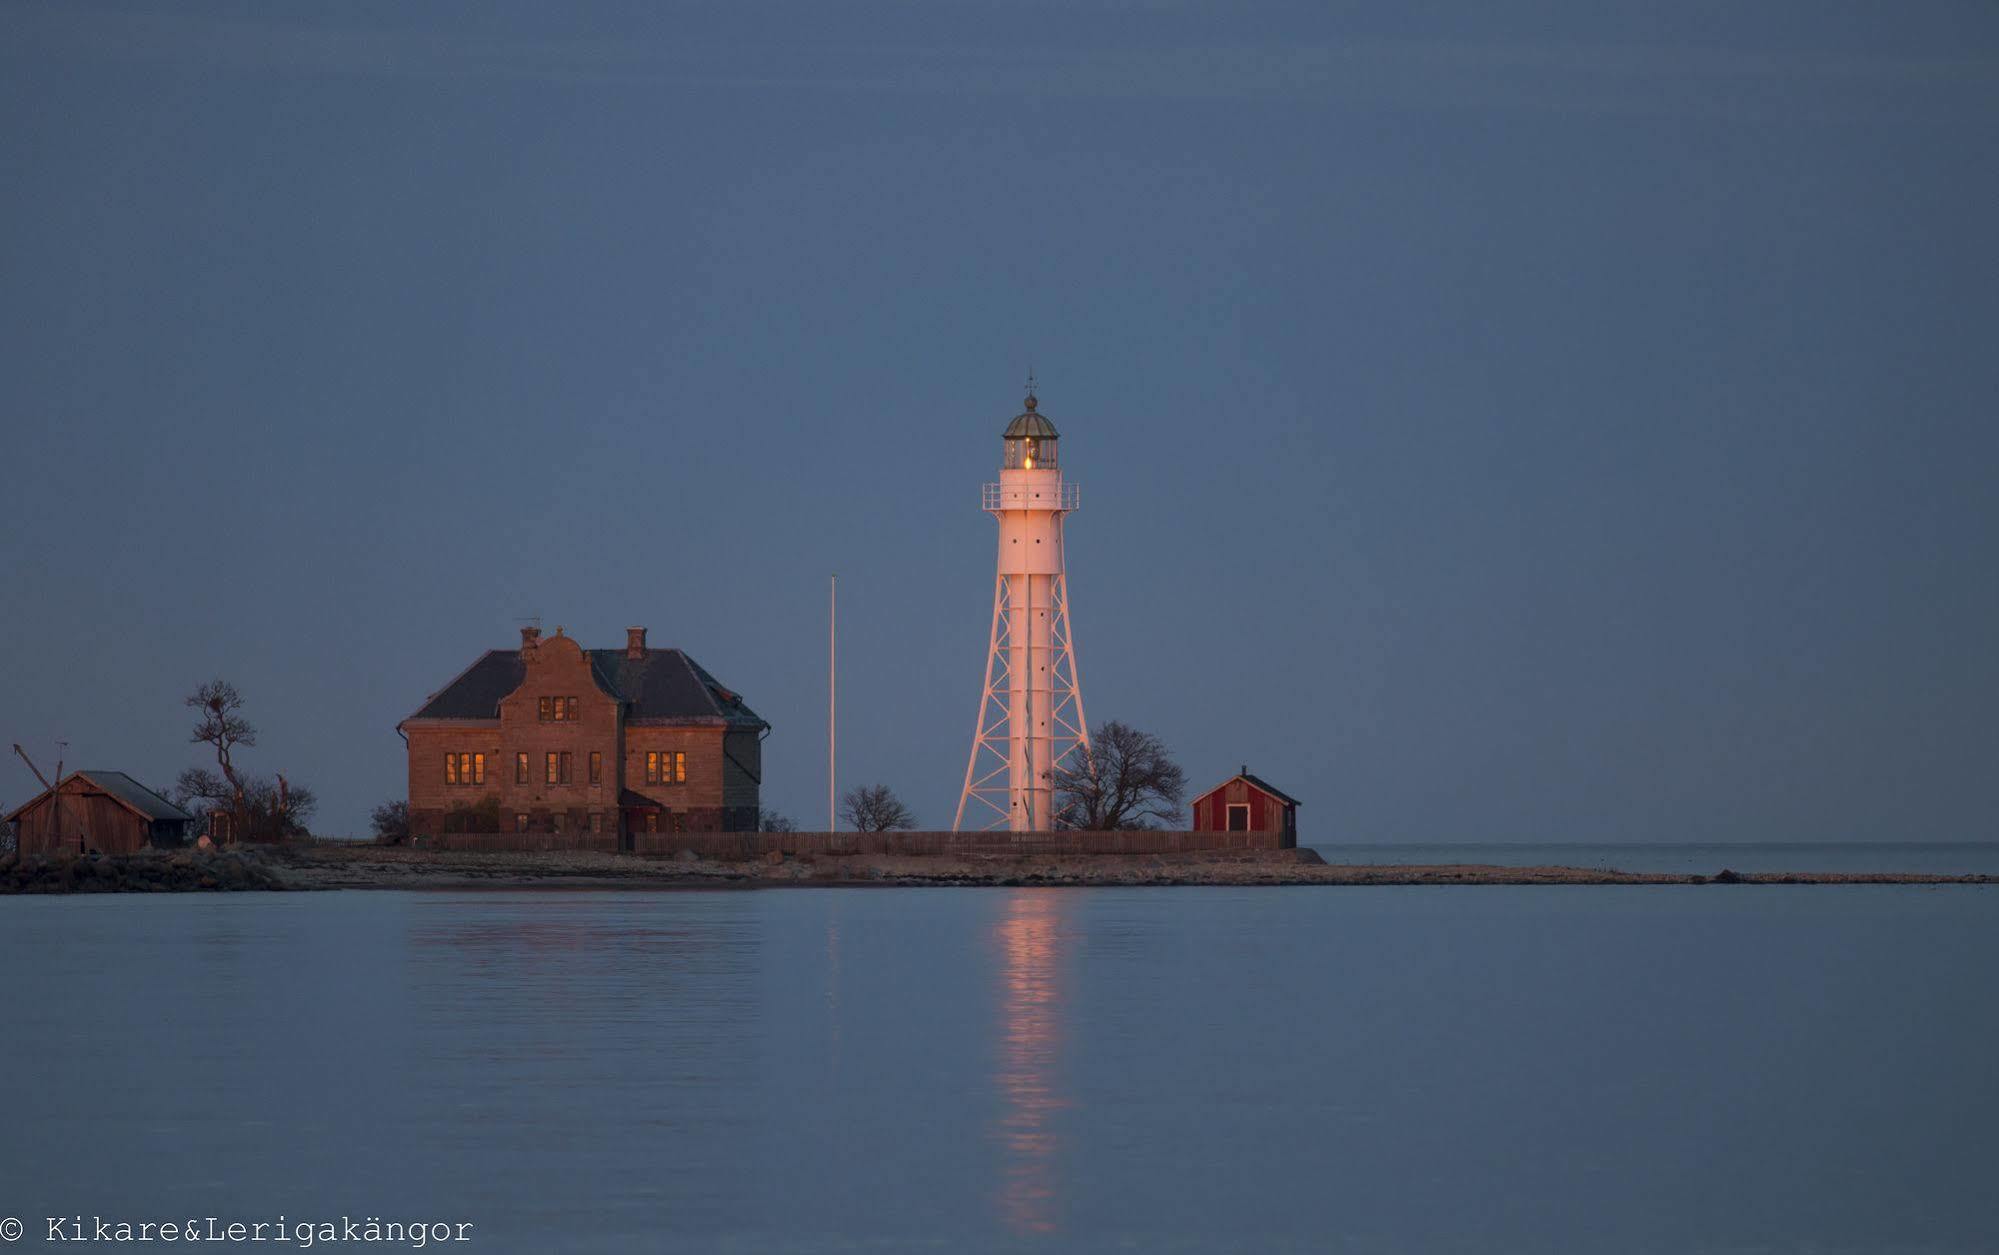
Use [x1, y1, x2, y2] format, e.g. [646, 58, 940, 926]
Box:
[538, 696, 581, 722]
[448, 749, 689, 787]
[448, 751, 601, 785]
[534, 751, 603, 785]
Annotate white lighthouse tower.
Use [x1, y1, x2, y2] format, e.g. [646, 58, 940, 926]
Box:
[954, 383, 1090, 832]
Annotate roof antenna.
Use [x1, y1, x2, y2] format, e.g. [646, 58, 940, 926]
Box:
[1025, 366, 1037, 402]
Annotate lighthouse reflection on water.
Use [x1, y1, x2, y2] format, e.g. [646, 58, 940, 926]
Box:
[992, 889, 1070, 1234]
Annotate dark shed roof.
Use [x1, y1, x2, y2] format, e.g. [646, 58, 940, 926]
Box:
[4, 771, 192, 825]
[1192, 771, 1302, 808]
[405, 647, 766, 728]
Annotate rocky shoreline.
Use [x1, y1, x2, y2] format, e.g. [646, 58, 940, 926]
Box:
[1, 849, 293, 894]
[6, 845, 1992, 893]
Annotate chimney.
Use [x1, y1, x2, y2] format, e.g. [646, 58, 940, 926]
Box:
[627, 626, 648, 659]
[520, 625, 542, 659]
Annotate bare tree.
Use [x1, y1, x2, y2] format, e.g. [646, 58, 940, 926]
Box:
[841, 784, 916, 833]
[187, 680, 255, 828]
[169, 766, 233, 819]
[172, 765, 314, 842]
[370, 800, 411, 844]
[1051, 720, 1187, 830]
[758, 809, 797, 833]
[245, 777, 316, 840]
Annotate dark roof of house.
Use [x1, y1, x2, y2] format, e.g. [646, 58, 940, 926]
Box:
[3, 771, 193, 825]
[1193, 771, 1302, 808]
[405, 647, 766, 728]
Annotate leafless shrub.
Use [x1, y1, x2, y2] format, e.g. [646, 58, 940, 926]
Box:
[1051, 720, 1187, 830]
[840, 784, 916, 833]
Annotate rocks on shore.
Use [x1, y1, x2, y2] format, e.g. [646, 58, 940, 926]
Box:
[20, 842, 1988, 892]
[0, 849, 296, 894]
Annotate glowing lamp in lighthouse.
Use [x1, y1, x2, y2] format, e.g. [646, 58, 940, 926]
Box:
[955, 387, 1089, 832]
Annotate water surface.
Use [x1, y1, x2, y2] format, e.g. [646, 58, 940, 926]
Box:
[1313, 841, 1999, 876]
[2, 885, 1993, 1252]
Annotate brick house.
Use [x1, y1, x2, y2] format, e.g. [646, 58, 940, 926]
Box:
[399, 626, 767, 845]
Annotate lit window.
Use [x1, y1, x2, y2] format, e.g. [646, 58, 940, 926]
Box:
[516, 753, 529, 784]
[645, 751, 659, 784]
[539, 697, 552, 722]
[673, 752, 686, 783]
[644, 812, 658, 833]
[566, 696, 579, 721]
[472, 753, 486, 785]
[589, 751, 602, 784]
[515, 813, 528, 833]
[445, 754, 458, 785]
[546, 752, 559, 785]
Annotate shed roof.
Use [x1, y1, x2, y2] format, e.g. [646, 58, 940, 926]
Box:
[1192, 770, 1302, 808]
[4, 771, 193, 825]
[404, 646, 766, 728]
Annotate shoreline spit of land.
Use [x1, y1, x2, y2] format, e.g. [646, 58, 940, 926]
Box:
[5, 846, 1994, 893]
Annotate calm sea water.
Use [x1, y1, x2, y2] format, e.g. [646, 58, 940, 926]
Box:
[2, 880, 1994, 1253]
[1312, 842, 1999, 876]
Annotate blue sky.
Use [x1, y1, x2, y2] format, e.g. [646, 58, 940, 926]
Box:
[4, 0, 1996, 841]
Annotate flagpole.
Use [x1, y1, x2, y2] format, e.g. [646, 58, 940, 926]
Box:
[828, 574, 837, 832]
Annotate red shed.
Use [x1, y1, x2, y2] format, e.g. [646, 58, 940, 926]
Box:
[5, 771, 193, 857]
[1191, 768, 1300, 848]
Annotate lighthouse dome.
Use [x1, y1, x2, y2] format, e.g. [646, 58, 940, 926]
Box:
[1002, 394, 1060, 441]
[1001, 393, 1059, 470]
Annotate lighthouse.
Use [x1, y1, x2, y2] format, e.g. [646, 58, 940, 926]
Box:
[954, 384, 1090, 832]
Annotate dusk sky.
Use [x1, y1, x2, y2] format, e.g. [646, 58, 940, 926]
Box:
[4, 0, 1996, 842]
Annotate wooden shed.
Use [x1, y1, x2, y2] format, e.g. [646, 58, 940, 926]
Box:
[1191, 768, 1300, 848]
[4, 771, 193, 857]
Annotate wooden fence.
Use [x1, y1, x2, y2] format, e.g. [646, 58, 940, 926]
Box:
[412, 828, 1290, 857]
